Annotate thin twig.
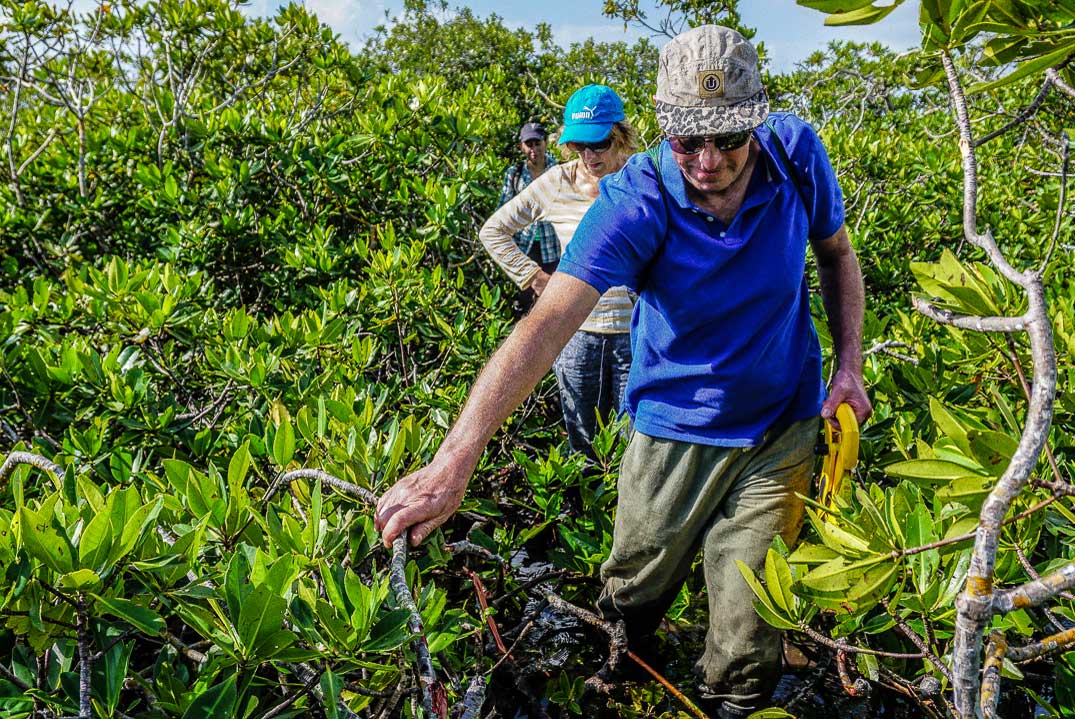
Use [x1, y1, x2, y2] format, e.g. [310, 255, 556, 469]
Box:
[881, 597, 953, 683]
[259, 666, 323, 719]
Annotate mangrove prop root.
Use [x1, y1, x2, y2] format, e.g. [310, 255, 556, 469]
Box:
[540, 592, 706, 719]
[391, 533, 448, 719]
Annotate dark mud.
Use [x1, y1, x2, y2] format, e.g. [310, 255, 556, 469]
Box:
[480, 550, 1052, 719]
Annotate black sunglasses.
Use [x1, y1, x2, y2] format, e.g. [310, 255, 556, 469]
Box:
[667, 129, 753, 155]
[565, 136, 614, 154]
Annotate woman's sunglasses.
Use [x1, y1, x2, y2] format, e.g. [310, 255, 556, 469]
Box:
[667, 129, 753, 155]
[565, 136, 614, 154]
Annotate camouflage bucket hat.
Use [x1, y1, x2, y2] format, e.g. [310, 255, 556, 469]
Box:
[655, 25, 769, 137]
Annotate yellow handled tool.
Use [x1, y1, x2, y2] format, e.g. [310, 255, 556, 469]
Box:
[817, 403, 859, 515]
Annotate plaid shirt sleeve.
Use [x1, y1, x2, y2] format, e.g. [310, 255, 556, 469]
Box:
[498, 165, 517, 209]
[494, 159, 561, 263]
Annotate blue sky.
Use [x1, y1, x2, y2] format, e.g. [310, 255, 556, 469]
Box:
[245, 0, 922, 74]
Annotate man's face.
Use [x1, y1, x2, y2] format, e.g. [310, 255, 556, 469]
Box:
[520, 138, 545, 163]
[671, 137, 754, 196]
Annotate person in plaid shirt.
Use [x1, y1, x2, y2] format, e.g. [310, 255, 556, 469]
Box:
[498, 122, 560, 317]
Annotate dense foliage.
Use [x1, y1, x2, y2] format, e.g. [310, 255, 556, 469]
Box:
[0, 0, 1073, 717]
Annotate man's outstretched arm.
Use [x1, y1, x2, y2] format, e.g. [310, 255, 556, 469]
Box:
[812, 224, 872, 425]
[374, 273, 600, 546]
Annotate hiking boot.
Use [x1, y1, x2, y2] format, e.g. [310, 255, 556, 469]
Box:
[695, 684, 762, 719]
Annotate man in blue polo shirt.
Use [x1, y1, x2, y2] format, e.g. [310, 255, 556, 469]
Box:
[376, 25, 871, 719]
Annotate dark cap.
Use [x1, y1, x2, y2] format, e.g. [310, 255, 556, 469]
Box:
[519, 122, 547, 142]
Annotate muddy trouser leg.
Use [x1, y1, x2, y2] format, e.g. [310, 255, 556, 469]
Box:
[596, 430, 743, 643]
[596, 419, 816, 705]
[697, 418, 816, 712]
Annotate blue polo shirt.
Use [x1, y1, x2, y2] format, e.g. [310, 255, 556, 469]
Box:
[557, 113, 844, 446]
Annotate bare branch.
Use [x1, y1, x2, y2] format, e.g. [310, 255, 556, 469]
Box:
[972, 71, 1057, 148]
[1008, 625, 1075, 661]
[263, 469, 378, 506]
[1046, 67, 1075, 100]
[1042, 131, 1069, 272]
[912, 298, 1027, 332]
[76, 594, 91, 719]
[524, 69, 564, 111]
[979, 631, 1005, 719]
[390, 532, 446, 719]
[993, 561, 1075, 614]
[0, 451, 64, 486]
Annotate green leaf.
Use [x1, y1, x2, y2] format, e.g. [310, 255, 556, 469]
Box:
[799, 554, 889, 592]
[764, 548, 796, 615]
[78, 509, 114, 571]
[238, 586, 286, 659]
[929, 398, 972, 456]
[796, 0, 878, 14]
[251, 628, 297, 660]
[966, 430, 1017, 476]
[970, 43, 1075, 95]
[949, 0, 991, 44]
[58, 568, 101, 591]
[321, 670, 342, 719]
[734, 559, 792, 626]
[844, 563, 900, 608]
[935, 476, 995, 509]
[227, 441, 251, 498]
[273, 419, 296, 467]
[823, 2, 902, 25]
[110, 494, 163, 565]
[885, 459, 985, 483]
[365, 609, 413, 652]
[181, 674, 236, 719]
[18, 503, 75, 575]
[807, 509, 872, 556]
[906, 504, 937, 547]
[751, 598, 799, 631]
[856, 652, 880, 681]
[93, 595, 165, 636]
[788, 543, 840, 565]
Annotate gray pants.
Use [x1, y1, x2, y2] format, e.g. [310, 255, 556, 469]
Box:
[596, 418, 817, 710]
[551, 329, 631, 461]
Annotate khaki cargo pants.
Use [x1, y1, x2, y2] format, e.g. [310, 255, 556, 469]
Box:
[596, 418, 817, 709]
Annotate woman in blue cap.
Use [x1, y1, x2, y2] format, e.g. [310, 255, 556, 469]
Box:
[480, 84, 637, 461]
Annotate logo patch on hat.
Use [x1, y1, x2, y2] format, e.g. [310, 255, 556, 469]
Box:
[697, 70, 724, 99]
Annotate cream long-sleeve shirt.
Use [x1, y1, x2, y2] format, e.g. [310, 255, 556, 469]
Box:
[479, 159, 634, 334]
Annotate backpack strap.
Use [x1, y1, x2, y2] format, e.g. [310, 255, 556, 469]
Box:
[511, 160, 525, 195]
[763, 118, 807, 211]
[645, 145, 664, 190]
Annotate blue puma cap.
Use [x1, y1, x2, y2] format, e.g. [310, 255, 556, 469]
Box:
[559, 84, 625, 145]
